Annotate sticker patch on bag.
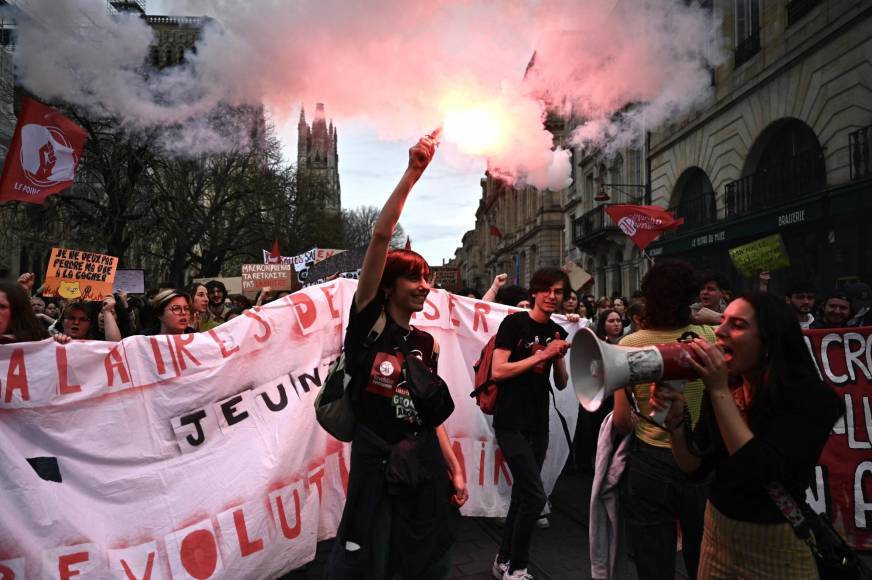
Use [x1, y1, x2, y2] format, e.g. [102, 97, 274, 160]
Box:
[367, 352, 403, 397]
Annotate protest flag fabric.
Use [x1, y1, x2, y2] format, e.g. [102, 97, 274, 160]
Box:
[603, 204, 684, 250]
[266, 239, 282, 264]
[0, 98, 87, 204]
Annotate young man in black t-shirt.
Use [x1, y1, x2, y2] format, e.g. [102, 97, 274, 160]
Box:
[489, 268, 570, 580]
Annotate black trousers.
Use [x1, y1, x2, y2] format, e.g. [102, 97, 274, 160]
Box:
[495, 429, 549, 572]
[621, 439, 709, 580]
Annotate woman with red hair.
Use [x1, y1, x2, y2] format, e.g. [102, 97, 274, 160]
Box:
[328, 134, 467, 580]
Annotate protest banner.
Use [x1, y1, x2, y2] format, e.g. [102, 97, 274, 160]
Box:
[241, 264, 294, 291]
[42, 247, 119, 301]
[804, 327, 872, 550]
[112, 269, 145, 294]
[430, 266, 460, 291]
[0, 280, 580, 578]
[728, 233, 791, 277]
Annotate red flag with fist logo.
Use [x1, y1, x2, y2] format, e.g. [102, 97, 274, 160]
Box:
[603, 204, 684, 250]
[0, 98, 87, 204]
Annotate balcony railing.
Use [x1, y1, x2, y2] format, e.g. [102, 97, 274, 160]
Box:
[850, 125, 872, 181]
[572, 204, 619, 247]
[724, 150, 825, 218]
[787, 0, 820, 27]
[734, 29, 760, 69]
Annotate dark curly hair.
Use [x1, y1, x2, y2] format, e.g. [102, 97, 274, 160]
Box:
[640, 260, 698, 328]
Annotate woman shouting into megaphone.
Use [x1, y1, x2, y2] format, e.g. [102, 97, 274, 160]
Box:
[651, 292, 842, 579]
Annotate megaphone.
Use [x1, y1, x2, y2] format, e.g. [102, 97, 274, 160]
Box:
[569, 328, 700, 420]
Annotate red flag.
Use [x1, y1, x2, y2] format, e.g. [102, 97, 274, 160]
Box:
[0, 98, 87, 204]
[265, 239, 281, 264]
[603, 204, 684, 250]
[489, 225, 503, 238]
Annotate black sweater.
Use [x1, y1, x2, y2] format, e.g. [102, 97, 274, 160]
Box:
[691, 379, 842, 524]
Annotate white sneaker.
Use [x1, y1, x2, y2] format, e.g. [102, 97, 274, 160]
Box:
[535, 516, 550, 528]
[503, 568, 534, 580]
[492, 556, 510, 579]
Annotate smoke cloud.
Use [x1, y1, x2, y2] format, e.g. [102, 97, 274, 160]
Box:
[8, 0, 723, 190]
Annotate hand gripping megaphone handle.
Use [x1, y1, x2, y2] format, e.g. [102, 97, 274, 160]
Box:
[649, 379, 687, 426]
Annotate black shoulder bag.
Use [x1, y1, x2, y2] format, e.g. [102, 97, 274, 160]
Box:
[767, 483, 872, 579]
[391, 325, 455, 428]
[314, 311, 386, 441]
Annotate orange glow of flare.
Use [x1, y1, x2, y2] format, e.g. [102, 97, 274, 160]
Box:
[441, 101, 512, 157]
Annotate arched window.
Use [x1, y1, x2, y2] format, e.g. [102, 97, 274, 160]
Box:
[671, 167, 716, 228]
[726, 119, 825, 216]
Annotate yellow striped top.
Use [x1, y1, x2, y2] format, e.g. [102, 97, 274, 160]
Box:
[618, 325, 717, 448]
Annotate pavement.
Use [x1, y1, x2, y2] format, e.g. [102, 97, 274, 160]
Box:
[277, 470, 692, 579]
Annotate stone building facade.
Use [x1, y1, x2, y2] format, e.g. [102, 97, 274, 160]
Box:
[452, 114, 569, 293]
[642, 0, 872, 293]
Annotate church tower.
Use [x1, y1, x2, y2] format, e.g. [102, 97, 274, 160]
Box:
[297, 103, 341, 213]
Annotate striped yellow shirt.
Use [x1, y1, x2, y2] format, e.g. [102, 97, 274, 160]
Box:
[618, 325, 717, 448]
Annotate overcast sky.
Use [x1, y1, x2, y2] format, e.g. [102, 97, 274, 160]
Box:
[276, 116, 484, 266]
[144, 1, 486, 265]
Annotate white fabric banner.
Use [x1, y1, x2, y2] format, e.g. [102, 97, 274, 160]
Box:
[0, 279, 582, 579]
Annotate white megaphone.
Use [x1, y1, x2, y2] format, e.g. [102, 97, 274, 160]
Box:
[569, 328, 700, 424]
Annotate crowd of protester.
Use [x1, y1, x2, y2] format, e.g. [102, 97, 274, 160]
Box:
[0, 134, 866, 579]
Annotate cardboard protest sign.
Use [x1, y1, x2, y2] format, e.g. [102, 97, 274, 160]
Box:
[241, 264, 294, 291]
[728, 233, 791, 277]
[43, 247, 118, 301]
[564, 262, 592, 290]
[112, 269, 145, 294]
[430, 266, 460, 291]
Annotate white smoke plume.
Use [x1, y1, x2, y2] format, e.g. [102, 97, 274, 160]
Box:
[7, 0, 723, 190]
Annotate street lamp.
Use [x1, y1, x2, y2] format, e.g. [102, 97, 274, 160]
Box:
[594, 179, 648, 204]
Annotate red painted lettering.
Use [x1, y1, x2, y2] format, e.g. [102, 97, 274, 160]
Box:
[473, 302, 491, 333]
[171, 335, 202, 371]
[179, 529, 218, 579]
[478, 441, 486, 487]
[56, 346, 81, 395]
[120, 552, 155, 580]
[275, 488, 302, 540]
[207, 329, 239, 358]
[308, 467, 325, 502]
[320, 286, 340, 320]
[452, 440, 466, 482]
[242, 310, 271, 343]
[233, 509, 264, 557]
[494, 448, 513, 486]
[58, 552, 88, 580]
[423, 299, 440, 321]
[104, 346, 131, 387]
[448, 295, 461, 327]
[290, 293, 317, 330]
[338, 448, 350, 493]
[149, 337, 166, 375]
[3, 349, 29, 403]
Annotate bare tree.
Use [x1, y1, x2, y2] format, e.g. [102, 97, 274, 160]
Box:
[341, 205, 406, 249]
